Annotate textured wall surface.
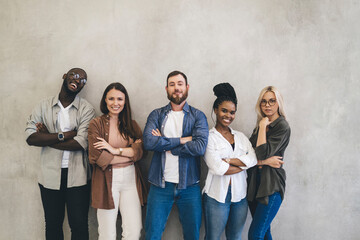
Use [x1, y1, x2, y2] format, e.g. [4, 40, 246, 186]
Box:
[1, 0, 359, 239]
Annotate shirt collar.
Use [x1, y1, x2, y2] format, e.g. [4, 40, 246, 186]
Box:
[269, 115, 284, 128]
[52, 94, 80, 109]
[165, 101, 189, 113]
[210, 126, 236, 135]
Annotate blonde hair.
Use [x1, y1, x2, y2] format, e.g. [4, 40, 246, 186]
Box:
[255, 86, 287, 128]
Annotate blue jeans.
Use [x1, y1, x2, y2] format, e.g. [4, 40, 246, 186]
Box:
[248, 192, 282, 240]
[145, 182, 202, 240]
[203, 188, 248, 240]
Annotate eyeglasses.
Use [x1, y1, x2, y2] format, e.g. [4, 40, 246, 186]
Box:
[68, 72, 87, 85]
[260, 99, 277, 106]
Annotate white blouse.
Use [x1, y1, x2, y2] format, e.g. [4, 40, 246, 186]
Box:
[202, 127, 257, 203]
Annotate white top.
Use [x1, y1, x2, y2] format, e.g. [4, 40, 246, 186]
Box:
[58, 100, 75, 168]
[163, 110, 185, 183]
[203, 127, 257, 203]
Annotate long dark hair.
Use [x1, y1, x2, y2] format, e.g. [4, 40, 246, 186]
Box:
[212, 83, 237, 110]
[100, 82, 140, 141]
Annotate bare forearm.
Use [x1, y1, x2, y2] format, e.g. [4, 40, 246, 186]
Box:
[50, 139, 83, 151]
[115, 147, 135, 158]
[224, 165, 243, 175]
[26, 132, 60, 146]
[256, 125, 267, 147]
[257, 156, 284, 168]
[228, 158, 246, 167]
[27, 131, 76, 147]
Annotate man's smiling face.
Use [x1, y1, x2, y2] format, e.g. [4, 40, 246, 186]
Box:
[63, 68, 87, 94]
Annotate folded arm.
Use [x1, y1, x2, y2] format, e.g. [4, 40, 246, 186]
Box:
[254, 123, 290, 168]
[171, 111, 209, 157]
[25, 102, 95, 151]
[26, 122, 83, 150]
[88, 120, 143, 170]
[226, 134, 258, 169]
[143, 110, 182, 152]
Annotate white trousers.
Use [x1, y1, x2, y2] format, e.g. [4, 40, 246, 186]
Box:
[97, 165, 142, 240]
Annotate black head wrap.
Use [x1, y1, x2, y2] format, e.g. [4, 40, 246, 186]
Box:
[212, 83, 237, 110]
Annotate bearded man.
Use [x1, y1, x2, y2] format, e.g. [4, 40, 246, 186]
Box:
[143, 70, 209, 240]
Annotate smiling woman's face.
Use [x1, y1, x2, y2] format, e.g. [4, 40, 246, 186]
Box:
[215, 100, 236, 128]
[105, 88, 126, 117]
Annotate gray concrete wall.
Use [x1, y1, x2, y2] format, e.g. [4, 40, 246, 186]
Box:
[1, 0, 359, 239]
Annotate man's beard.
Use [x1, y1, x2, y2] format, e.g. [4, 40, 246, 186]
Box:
[167, 90, 188, 105]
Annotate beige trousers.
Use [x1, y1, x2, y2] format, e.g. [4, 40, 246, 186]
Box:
[97, 165, 142, 240]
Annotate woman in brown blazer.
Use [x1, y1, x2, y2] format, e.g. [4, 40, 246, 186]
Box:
[88, 82, 146, 240]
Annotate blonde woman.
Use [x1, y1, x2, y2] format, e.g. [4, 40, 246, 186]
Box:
[247, 86, 291, 240]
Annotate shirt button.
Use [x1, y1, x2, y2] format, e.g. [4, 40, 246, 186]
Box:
[105, 133, 108, 135]
[109, 169, 111, 171]
[106, 122, 108, 125]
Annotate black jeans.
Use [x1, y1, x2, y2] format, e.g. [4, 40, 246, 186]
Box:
[39, 168, 90, 240]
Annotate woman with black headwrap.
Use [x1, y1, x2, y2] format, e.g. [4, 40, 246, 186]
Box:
[203, 83, 257, 240]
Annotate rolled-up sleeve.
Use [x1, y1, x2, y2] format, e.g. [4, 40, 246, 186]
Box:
[237, 134, 257, 169]
[73, 104, 96, 150]
[255, 127, 290, 160]
[25, 101, 43, 139]
[204, 135, 229, 176]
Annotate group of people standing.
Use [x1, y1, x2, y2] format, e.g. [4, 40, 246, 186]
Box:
[25, 68, 291, 240]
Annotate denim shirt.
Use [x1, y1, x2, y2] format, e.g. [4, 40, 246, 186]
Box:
[143, 102, 209, 189]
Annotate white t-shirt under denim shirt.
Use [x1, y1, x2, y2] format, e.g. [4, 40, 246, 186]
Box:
[163, 110, 184, 183]
[203, 127, 257, 203]
[58, 101, 76, 168]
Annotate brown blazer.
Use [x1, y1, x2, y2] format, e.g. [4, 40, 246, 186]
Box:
[88, 114, 147, 209]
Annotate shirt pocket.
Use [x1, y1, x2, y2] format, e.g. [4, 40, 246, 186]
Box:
[214, 142, 231, 159]
[234, 139, 248, 157]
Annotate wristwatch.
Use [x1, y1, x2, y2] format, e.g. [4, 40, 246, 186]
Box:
[58, 131, 65, 141]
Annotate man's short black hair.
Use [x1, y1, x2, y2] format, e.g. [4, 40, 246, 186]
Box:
[166, 70, 187, 86]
